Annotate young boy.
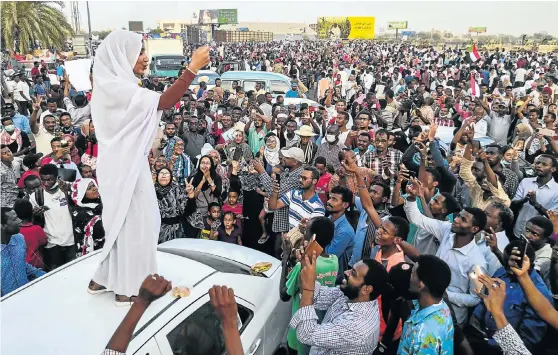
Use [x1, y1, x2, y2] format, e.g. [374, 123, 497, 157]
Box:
[200, 202, 221, 240]
[222, 190, 243, 228]
[279, 216, 338, 355]
[217, 211, 242, 245]
[13, 199, 48, 269]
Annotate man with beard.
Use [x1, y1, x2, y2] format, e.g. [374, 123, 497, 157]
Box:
[269, 166, 325, 231]
[345, 110, 373, 151]
[397, 255, 454, 354]
[231, 106, 243, 125]
[402, 177, 488, 325]
[326, 185, 356, 284]
[160, 123, 179, 158]
[477, 98, 512, 146]
[289, 252, 389, 354]
[1, 207, 46, 296]
[181, 117, 206, 158]
[30, 164, 75, 270]
[39, 98, 65, 123]
[260, 92, 273, 117]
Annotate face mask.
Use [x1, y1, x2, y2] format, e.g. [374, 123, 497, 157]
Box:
[326, 134, 337, 143]
[4, 124, 15, 133]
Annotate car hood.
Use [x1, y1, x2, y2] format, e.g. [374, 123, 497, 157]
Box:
[158, 239, 281, 277]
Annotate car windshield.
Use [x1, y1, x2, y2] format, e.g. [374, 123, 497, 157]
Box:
[154, 57, 183, 70]
[191, 73, 220, 85]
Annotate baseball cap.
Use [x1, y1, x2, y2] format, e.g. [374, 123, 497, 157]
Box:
[23, 153, 43, 168]
[280, 147, 305, 163]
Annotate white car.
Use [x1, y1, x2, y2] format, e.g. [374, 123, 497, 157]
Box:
[1, 239, 291, 355]
[188, 70, 220, 93]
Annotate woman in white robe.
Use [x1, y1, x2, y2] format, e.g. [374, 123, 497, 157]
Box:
[87, 30, 209, 305]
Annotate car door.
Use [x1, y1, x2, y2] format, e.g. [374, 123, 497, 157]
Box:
[154, 294, 263, 355]
[270, 80, 290, 96]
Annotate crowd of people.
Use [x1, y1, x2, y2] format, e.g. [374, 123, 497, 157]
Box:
[3, 38, 558, 355]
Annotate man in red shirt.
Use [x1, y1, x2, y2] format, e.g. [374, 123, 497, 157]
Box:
[314, 156, 332, 206]
[13, 199, 48, 269]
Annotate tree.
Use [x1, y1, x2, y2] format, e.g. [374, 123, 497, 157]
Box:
[1, 1, 73, 53]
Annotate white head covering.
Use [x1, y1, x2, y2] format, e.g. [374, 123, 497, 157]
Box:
[71, 178, 99, 209]
[92, 30, 162, 263]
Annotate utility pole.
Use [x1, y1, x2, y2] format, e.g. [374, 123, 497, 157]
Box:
[86, 1, 92, 57]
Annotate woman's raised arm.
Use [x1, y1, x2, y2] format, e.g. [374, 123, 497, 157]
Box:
[158, 47, 210, 110]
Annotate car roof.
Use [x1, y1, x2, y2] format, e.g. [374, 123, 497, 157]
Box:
[1, 240, 279, 355]
[435, 126, 495, 147]
[197, 70, 219, 76]
[220, 70, 291, 81]
[280, 98, 323, 108]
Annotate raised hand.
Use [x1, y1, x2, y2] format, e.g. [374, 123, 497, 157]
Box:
[189, 46, 211, 73]
[137, 274, 172, 305]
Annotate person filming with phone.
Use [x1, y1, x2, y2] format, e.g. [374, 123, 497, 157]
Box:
[468, 240, 551, 354]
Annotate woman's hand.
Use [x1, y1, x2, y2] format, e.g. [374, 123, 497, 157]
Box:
[188, 47, 211, 73]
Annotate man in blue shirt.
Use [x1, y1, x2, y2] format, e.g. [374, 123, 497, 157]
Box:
[2, 103, 31, 134]
[285, 82, 302, 98]
[470, 240, 552, 353]
[1, 207, 45, 296]
[326, 185, 355, 284]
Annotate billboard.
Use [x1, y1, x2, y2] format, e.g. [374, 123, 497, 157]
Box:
[316, 17, 375, 40]
[388, 21, 408, 30]
[468, 27, 487, 33]
[198, 9, 238, 25]
[128, 21, 144, 32]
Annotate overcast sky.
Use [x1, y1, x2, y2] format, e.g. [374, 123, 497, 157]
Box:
[65, 1, 558, 36]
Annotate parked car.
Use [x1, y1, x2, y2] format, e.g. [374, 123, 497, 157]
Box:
[217, 60, 246, 75]
[1, 239, 291, 355]
[220, 71, 292, 98]
[188, 70, 220, 92]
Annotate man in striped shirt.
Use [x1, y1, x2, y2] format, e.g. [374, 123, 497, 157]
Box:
[269, 166, 325, 230]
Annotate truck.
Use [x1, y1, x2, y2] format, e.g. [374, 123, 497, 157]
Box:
[144, 38, 185, 80]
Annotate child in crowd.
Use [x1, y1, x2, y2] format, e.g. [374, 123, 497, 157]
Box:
[217, 211, 242, 245]
[200, 202, 221, 240]
[222, 189, 243, 228]
[257, 164, 284, 244]
[13, 199, 48, 270]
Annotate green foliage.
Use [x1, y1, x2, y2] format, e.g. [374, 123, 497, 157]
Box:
[1, 1, 73, 53]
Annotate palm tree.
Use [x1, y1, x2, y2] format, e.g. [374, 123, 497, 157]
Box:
[1, 1, 73, 53]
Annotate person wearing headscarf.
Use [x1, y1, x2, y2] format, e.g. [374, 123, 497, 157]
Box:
[154, 167, 196, 243]
[70, 178, 105, 257]
[224, 130, 254, 164]
[151, 155, 168, 183]
[62, 134, 81, 166]
[88, 30, 209, 305]
[294, 125, 318, 165]
[184, 155, 223, 238]
[260, 132, 280, 174]
[167, 138, 193, 186]
[208, 149, 230, 198]
[77, 119, 98, 171]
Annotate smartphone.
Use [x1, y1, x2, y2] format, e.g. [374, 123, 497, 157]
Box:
[517, 234, 530, 268]
[36, 188, 45, 207]
[232, 147, 242, 162]
[408, 170, 417, 178]
[276, 173, 281, 185]
[468, 265, 485, 294]
[304, 238, 323, 258]
[217, 109, 223, 115]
